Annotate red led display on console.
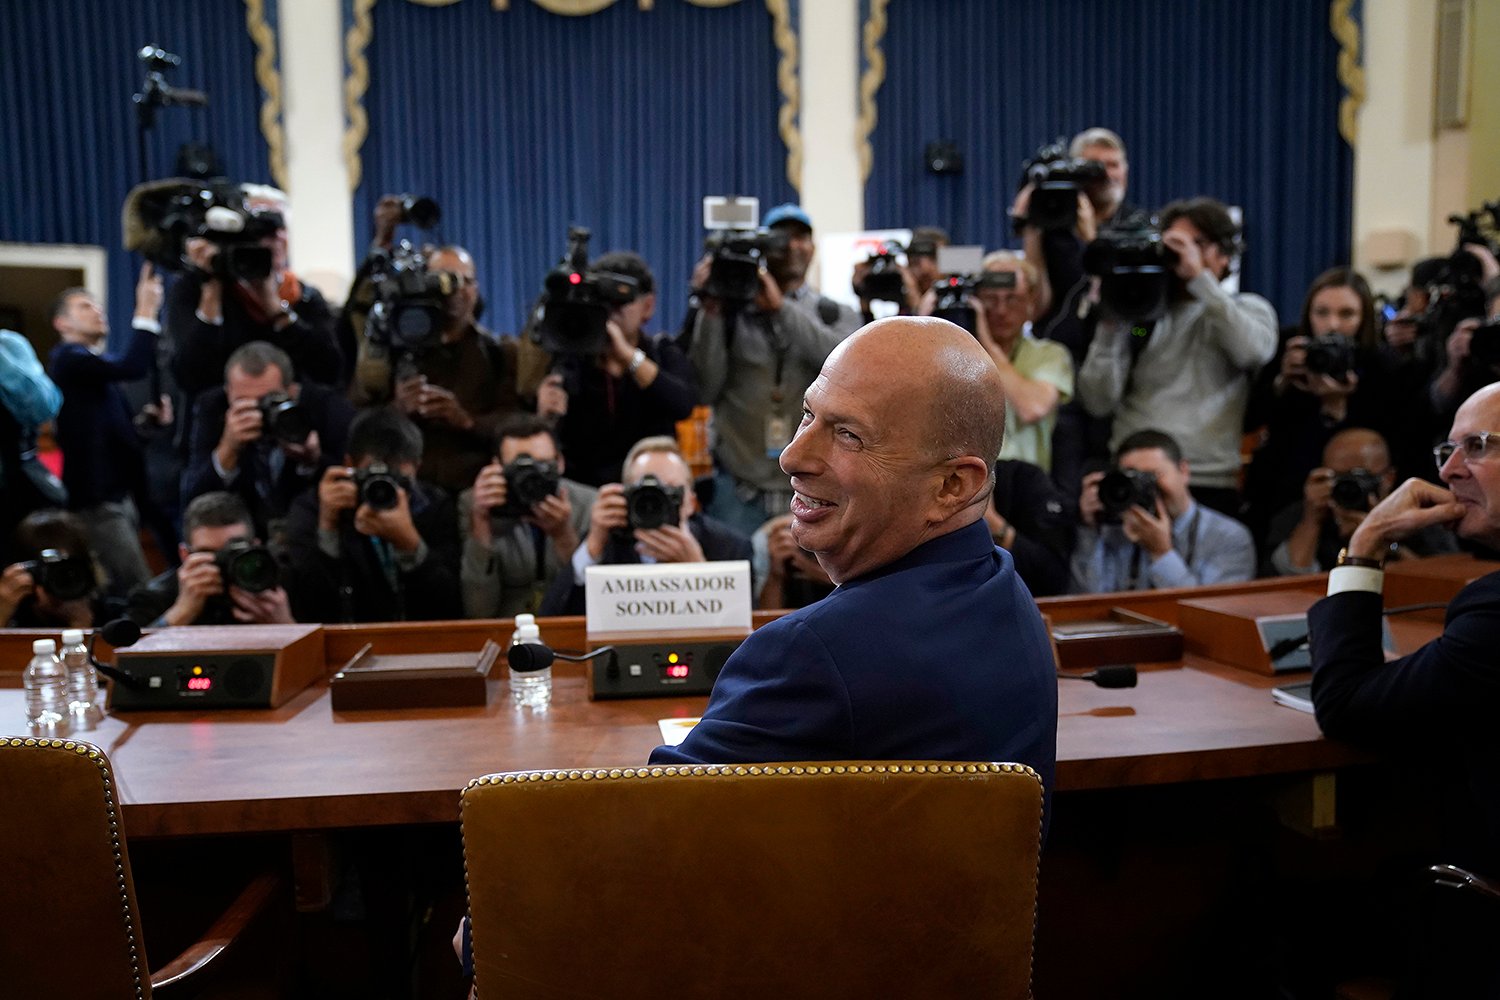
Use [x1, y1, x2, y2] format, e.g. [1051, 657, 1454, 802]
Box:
[186, 677, 213, 692]
[666, 664, 689, 679]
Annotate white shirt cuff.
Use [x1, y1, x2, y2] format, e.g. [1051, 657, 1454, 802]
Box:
[211, 450, 240, 485]
[1327, 565, 1384, 596]
[132, 317, 162, 335]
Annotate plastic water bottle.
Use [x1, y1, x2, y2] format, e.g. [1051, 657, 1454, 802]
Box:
[509, 613, 551, 711]
[23, 639, 67, 731]
[60, 628, 100, 725]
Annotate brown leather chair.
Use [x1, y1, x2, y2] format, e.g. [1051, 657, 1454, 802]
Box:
[461, 761, 1043, 1000]
[0, 736, 280, 1000]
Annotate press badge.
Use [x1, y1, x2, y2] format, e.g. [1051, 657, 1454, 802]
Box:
[765, 413, 793, 458]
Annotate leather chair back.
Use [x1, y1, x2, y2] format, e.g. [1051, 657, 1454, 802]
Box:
[0, 737, 151, 1000]
[462, 761, 1043, 1000]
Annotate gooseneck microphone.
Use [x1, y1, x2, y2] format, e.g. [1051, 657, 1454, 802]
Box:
[88, 618, 145, 688]
[1057, 664, 1138, 689]
[507, 642, 617, 673]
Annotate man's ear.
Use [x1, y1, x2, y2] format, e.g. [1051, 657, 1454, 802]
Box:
[641, 292, 657, 325]
[934, 456, 990, 515]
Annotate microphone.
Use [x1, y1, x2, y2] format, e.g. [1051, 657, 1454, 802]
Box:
[89, 618, 145, 689]
[162, 86, 209, 108]
[1057, 664, 1138, 689]
[507, 642, 618, 677]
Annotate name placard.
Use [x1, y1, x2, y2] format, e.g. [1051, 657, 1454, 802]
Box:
[584, 561, 752, 634]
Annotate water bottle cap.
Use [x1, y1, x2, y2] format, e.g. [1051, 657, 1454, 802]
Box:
[515, 614, 536, 628]
[61, 629, 84, 645]
[32, 639, 56, 655]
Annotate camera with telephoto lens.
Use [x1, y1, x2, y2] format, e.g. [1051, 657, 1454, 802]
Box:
[1083, 225, 1180, 323]
[855, 241, 907, 303]
[213, 539, 279, 593]
[702, 228, 789, 305]
[365, 242, 461, 356]
[21, 549, 96, 601]
[257, 391, 311, 445]
[1302, 334, 1356, 381]
[1097, 468, 1159, 523]
[354, 463, 409, 511]
[1330, 469, 1382, 513]
[931, 271, 1017, 336]
[1016, 139, 1109, 233]
[122, 178, 281, 281]
[491, 455, 561, 521]
[624, 475, 684, 531]
[535, 227, 641, 356]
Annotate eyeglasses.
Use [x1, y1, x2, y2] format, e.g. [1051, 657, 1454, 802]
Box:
[1433, 431, 1500, 470]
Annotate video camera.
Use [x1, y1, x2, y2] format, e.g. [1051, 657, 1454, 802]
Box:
[365, 242, 461, 356]
[931, 271, 1017, 336]
[1097, 468, 1158, 523]
[213, 540, 279, 593]
[491, 455, 561, 521]
[1417, 204, 1499, 339]
[624, 475, 684, 531]
[123, 178, 283, 281]
[353, 464, 410, 512]
[1083, 225, 1180, 323]
[535, 227, 641, 355]
[1017, 139, 1108, 233]
[1303, 334, 1356, 382]
[702, 229, 787, 306]
[1330, 469, 1382, 513]
[21, 549, 96, 602]
[854, 241, 908, 303]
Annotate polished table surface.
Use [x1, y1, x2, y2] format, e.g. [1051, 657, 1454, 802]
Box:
[0, 573, 1449, 840]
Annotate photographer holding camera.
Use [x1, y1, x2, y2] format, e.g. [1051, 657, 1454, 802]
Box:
[183, 341, 352, 549]
[1076, 197, 1278, 517]
[762, 204, 862, 338]
[1069, 429, 1254, 593]
[168, 184, 341, 404]
[526, 251, 699, 487]
[539, 436, 752, 616]
[281, 408, 459, 623]
[1265, 428, 1457, 577]
[850, 226, 949, 318]
[46, 266, 177, 596]
[0, 510, 107, 628]
[459, 415, 596, 619]
[124, 491, 293, 628]
[1431, 266, 1500, 425]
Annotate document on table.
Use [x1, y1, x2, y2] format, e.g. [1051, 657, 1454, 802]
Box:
[657, 717, 701, 746]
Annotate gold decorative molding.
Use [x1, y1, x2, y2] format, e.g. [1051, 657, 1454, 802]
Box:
[244, 0, 289, 191]
[344, 0, 376, 192]
[856, 0, 889, 184]
[1330, 0, 1365, 146]
[766, 0, 800, 192]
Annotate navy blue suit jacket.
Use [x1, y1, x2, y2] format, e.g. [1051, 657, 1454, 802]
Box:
[1309, 571, 1500, 874]
[651, 519, 1059, 813]
[48, 324, 155, 508]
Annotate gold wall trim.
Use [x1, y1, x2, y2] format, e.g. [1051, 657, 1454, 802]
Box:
[1330, 0, 1365, 146]
[244, 0, 289, 191]
[344, 0, 377, 192]
[767, 0, 800, 192]
[856, 0, 889, 184]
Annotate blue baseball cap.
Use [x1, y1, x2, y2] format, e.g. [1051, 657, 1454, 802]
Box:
[763, 202, 813, 231]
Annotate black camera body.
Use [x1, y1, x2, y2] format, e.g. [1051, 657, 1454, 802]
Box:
[1097, 468, 1159, 522]
[702, 229, 788, 305]
[396, 193, 441, 230]
[931, 271, 1017, 335]
[123, 178, 282, 281]
[624, 475, 685, 531]
[492, 455, 561, 520]
[855, 242, 907, 303]
[354, 463, 409, 512]
[21, 549, 95, 602]
[536, 227, 640, 356]
[1303, 334, 1356, 381]
[366, 243, 460, 356]
[213, 539, 279, 593]
[1019, 140, 1108, 232]
[257, 391, 310, 445]
[1083, 226, 1180, 323]
[1330, 468, 1382, 513]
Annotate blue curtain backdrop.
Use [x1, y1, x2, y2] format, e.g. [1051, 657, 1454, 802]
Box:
[0, 1, 277, 342]
[862, 0, 1355, 321]
[348, 0, 794, 336]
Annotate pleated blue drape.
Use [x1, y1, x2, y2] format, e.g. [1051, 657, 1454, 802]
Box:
[862, 0, 1355, 321]
[350, 0, 794, 336]
[0, 0, 277, 341]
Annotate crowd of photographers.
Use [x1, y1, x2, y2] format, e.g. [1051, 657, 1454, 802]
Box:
[3, 122, 1500, 630]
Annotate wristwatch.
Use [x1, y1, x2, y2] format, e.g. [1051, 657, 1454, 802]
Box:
[627, 348, 648, 375]
[1334, 547, 1385, 570]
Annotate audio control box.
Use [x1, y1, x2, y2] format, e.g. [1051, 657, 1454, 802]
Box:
[109, 624, 325, 711]
[585, 631, 745, 701]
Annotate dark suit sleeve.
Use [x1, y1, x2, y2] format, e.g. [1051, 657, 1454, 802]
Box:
[642, 337, 700, 422]
[182, 390, 233, 504]
[167, 274, 231, 396]
[49, 324, 156, 387]
[280, 490, 346, 624]
[994, 462, 1075, 598]
[1308, 585, 1500, 744]
[400, 490, 463, 621]
[650, 616, 852, 764]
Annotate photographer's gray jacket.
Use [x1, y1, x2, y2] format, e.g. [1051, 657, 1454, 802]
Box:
[458, 478, 597, 618]
[1077, 271, 1278, 490]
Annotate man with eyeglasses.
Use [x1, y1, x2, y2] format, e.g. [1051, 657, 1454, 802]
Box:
[1309, 383, 1500, 954]
[1265, 428, 1457, 576]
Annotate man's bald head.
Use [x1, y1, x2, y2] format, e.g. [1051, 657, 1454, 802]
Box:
[1323, 428, 1390, 473]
